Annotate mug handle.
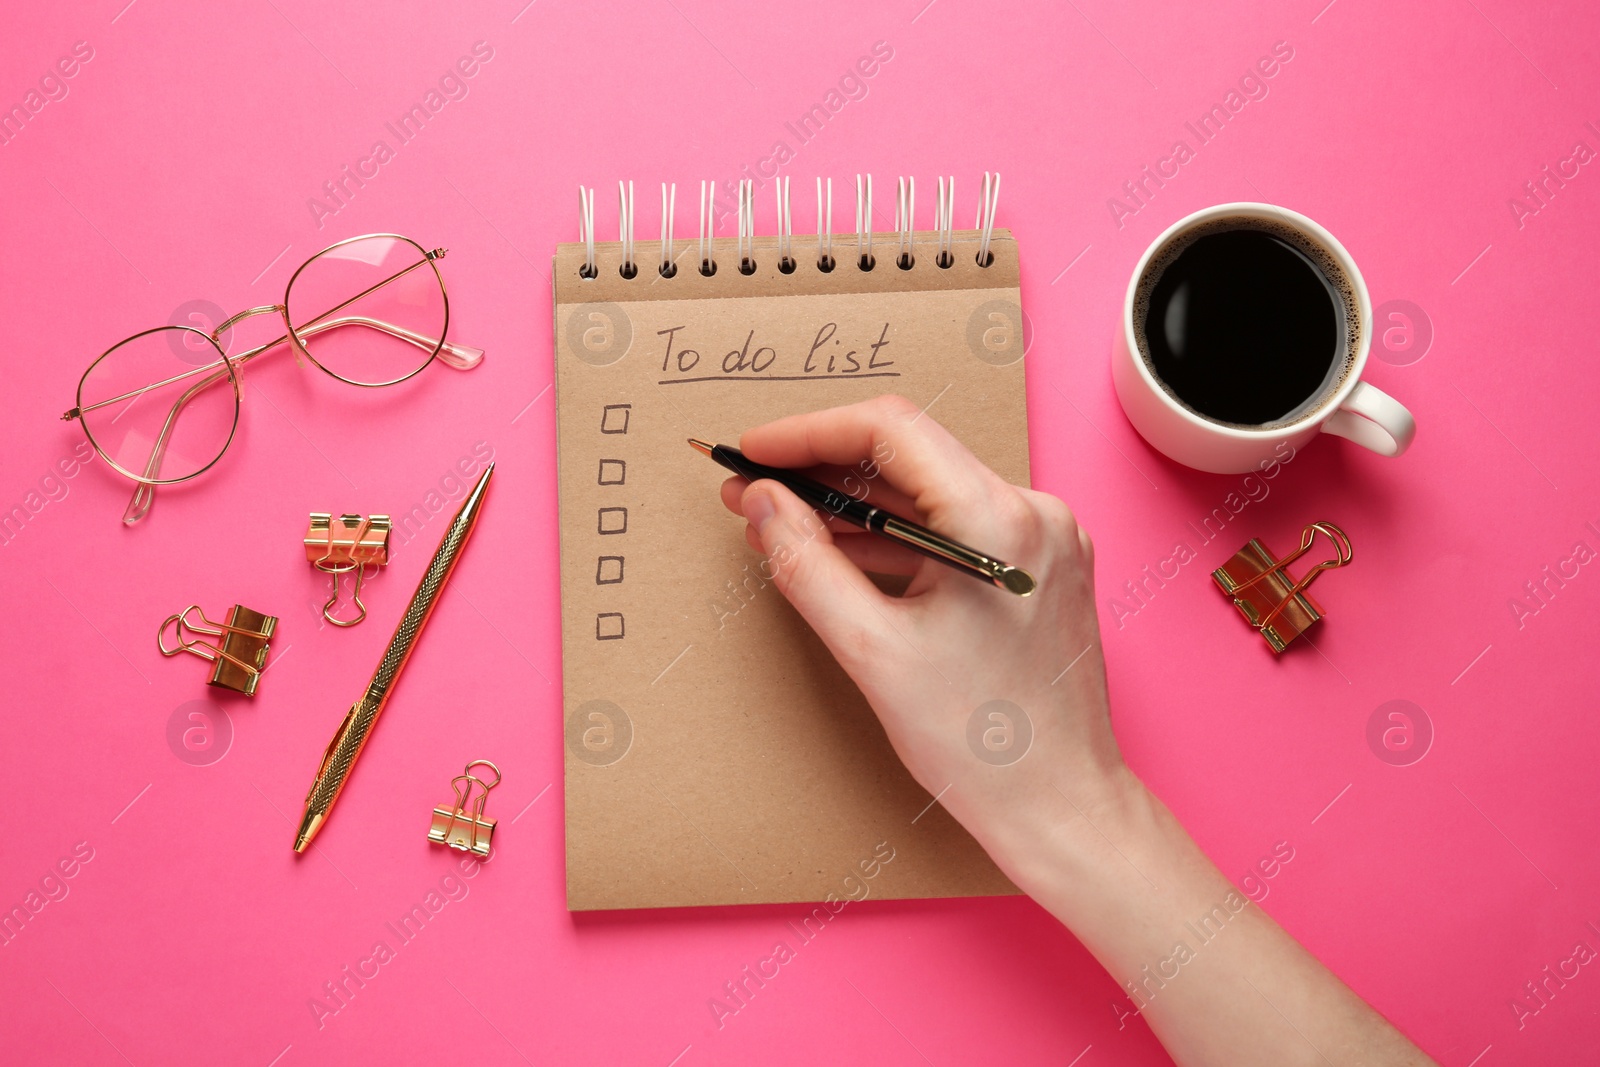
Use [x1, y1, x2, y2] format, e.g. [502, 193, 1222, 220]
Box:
[1320, 380, 1417, 457]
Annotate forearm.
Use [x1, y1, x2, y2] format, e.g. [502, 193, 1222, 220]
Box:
[973, 769, 1434, 1067]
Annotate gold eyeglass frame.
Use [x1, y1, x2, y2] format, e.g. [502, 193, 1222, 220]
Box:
[60, 233, 482, 525]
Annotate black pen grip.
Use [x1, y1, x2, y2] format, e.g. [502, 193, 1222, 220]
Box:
[709, 444, 877, 529]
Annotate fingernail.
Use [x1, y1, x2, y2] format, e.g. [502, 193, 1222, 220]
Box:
[744, 489, 776, 535]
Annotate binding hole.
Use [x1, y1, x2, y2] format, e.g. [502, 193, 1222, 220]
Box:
[778, 257, 796, 275]
[857, 253, 876, 272]
[818, 255, 836, 273]
[658, 262, 678, 279]
[976, 250, 994, 268]
[578, 264, 598, 280]
[896, 253, 914, 271]
[937, 251, 954, 269]
[619, 262, 638, 280]
[739, 257, 756, 276]
[699, 259, 717, 277]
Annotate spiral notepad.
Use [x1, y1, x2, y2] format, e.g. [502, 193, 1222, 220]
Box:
[554, 177, 1030, 910]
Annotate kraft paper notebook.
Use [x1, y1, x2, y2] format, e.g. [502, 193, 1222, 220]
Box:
[554, 204, 1029, 910]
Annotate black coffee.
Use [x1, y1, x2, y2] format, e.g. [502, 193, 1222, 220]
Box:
[1138, 223, 1352, 427]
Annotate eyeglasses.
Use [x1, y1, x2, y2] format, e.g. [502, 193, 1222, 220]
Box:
[61, 233, 484, 525]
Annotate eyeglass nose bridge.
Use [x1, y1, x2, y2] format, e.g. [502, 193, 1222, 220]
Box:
[213, 304, 287, 341]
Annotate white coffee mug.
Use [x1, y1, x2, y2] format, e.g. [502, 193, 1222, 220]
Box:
[1111, 202, 1416, 474]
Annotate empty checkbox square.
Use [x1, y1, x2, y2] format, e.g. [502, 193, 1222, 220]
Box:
[600, 404, 632, 434]
[595, 556, 625, 585]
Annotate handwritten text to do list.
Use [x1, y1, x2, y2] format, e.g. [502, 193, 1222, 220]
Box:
[655, 321, 898, 385]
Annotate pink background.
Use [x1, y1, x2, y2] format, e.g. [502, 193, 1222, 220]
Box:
[2, 0, 1597, 1063]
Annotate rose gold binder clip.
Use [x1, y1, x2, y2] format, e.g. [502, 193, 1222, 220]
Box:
[1212, 521, 1352, 653]
[428, 760, 501, 857]
[305, 513, 390, 627]
[158, 604, 278, 695]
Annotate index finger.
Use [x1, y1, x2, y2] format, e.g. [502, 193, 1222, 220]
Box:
[738, 394, 1017, 532]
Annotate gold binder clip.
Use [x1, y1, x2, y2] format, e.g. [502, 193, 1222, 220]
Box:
[305, 512, 390, 627]
[428, 760, 501, 857]
[158, 604, 278, 695]
[1212, 521, 1352, 653]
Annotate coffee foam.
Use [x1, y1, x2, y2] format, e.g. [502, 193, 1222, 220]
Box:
[1132, 215, 1361, 430]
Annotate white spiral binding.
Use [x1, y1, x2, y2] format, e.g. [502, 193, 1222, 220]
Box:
[578, 185, 596, 279]
[895, 176, 915, 269]
[698, 180, 717, 275]
[817, 177, 834, 270]
[976, 171, 1001, 266]
[855, 172, 874, 269]
[618, 180, 636, 278]
[737, 179, 755, 274]
[575, 174, 1000, 279]
[775, 176, 793, 271]
[659, 182, 677, 277]
[935, 176, 955, 268]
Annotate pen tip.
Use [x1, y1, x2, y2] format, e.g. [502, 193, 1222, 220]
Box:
[687, 438, 714, 457]
[293, 810, 324, 854]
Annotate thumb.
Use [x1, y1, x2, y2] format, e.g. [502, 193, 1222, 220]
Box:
[741, 479, 890, 654]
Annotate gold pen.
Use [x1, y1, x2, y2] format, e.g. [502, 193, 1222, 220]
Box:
[293, 464, 495, 853]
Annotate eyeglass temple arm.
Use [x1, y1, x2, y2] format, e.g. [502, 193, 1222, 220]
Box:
[119, 316, 483, 525]
[123, 363, 234, 524]
[310, 315, 484, 369]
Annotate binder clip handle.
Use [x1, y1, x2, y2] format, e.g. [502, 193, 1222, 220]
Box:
[452, 760, 502, 822]
[318, 564, 374, 628]
[1239, 522, 1351, 633]
[429, 759, 502, 857]
[158, 605, 261, 677]
[307, 513, 390, 627]
[157, 603, 277, 695]
[1295, 521, 1353, 571]
[462, 759, 502, 791]
[157, 604, 206, 658]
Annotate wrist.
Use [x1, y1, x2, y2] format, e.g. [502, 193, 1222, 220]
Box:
[984, 764, 1246, 973]
[980, 763, 1161, 925]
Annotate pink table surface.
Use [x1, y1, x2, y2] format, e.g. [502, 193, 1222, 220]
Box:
[2, 0, 1597, 1063]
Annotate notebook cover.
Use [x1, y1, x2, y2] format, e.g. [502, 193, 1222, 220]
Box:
[553, 230, 1030, 909]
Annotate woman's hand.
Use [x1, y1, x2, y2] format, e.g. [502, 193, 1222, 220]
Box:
[716, 394, 1127, 874]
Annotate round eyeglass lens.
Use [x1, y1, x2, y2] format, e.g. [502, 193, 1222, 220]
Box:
[285, 235, 448, 386]
[78, 327, 240, 483]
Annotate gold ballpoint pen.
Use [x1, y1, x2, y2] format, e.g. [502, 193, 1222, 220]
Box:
[293, 464, 495, 853]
